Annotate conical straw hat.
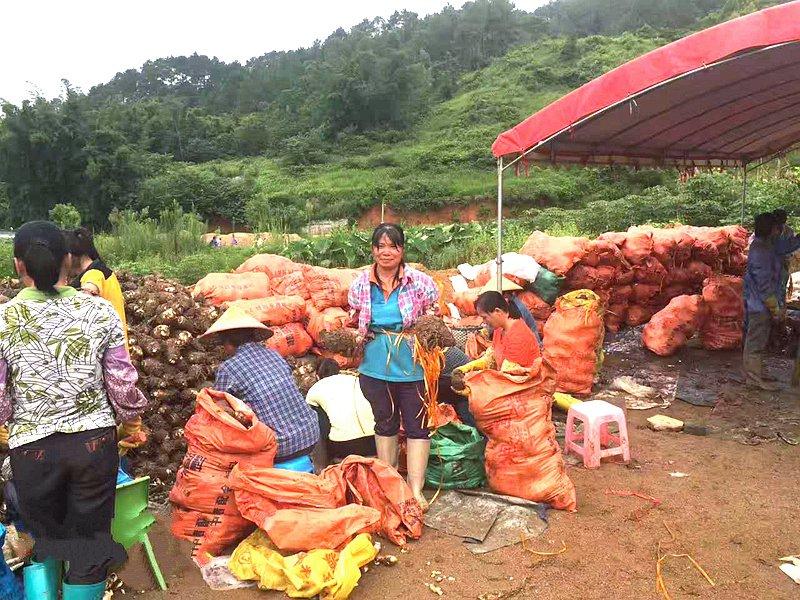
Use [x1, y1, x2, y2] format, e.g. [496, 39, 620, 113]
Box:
[199, 305, 273, 340]
[480, 273, 524, 294]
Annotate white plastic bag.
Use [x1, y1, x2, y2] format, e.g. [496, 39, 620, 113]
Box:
[458, 253, 541, 284]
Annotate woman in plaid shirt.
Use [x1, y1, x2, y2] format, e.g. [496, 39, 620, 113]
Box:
[348, 223, 439, 511]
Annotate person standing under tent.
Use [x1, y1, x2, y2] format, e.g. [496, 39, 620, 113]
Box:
[1, 221, 147, 600]
[348, 223, 439, 511]
[744, 213, 785, 390]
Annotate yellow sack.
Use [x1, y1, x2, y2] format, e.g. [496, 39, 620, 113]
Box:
[229, 530, 378, 600]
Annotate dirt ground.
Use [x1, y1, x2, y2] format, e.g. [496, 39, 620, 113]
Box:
[134, 335, 800, 600]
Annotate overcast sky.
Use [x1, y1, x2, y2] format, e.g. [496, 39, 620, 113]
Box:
[1, 0, 549, 104]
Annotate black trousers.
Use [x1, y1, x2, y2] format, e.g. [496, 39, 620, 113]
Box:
[10, 427, 126, 584]
[312, 406, 377, 460]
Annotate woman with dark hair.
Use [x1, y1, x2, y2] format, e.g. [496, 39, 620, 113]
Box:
[456, 290, 540, 376]
[66, 227, 128, 349]
[1, 221, 147, 599]
[348, 223, 439, 510]
[305, 359, 377, 468]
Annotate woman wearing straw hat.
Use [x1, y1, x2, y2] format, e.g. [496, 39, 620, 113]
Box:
[201, 306, 320, 471]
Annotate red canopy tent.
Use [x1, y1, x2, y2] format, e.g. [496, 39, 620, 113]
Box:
[490, 0, 800, 282]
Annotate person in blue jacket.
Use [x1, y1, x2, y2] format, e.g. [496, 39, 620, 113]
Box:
[743, 212, 800, 390]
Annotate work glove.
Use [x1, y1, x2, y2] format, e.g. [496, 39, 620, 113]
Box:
[454, 352, 491, 375]
[0, 425, 8, 448]
[765, 296, 781, 320]
[117, 417, 147, 456]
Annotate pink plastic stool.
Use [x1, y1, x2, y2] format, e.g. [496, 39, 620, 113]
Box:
[565, 400, 630, 469]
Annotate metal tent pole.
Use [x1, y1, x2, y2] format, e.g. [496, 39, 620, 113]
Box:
[741, 164, 748, 225]
[497, 157, 504, 291]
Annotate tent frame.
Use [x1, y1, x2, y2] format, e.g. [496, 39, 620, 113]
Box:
[494, 146, 800, 292]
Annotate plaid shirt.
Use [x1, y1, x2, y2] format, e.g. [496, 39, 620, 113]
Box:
[214, 343, 319, 459]
[349, 266, 439, 336]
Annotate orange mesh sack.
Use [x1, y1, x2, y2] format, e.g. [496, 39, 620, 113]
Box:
[228, 457, 423, 551]
[517, 291, 553, 321]
[543, 290, 605, 396]
[621, 228, 654, 265]
[464, 360, 576, 511]
[583, 239, 624, 268]
[227, 465, 379, 552]
[453, 289, 481, 317]
[193, 272, 271, 306]
[633, 256, 668, 285]
[642, 295, 708, 356]
[270, 270, 310, 300]
[604, 302, 628, 333]
[625, 304, 659, 327]
[322, 456, 424, 547]
[702, 275, 744, 319]
[306, 307, 350, 344]
[170, 507, 254, 566]
[235, 254, 297, 279]
[699, 275, 744, 350]
[170, 389, 277, 563]
[265, 323, 313, 357]
[519, 231, 589, 276]
[304, 267, 361, 311]
[225, 295, 306, 326]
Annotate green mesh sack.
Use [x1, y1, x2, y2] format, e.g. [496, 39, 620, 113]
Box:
[530, 267, 564, 305]
[425, 422, 486, 490]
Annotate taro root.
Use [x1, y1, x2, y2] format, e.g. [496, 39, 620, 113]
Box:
[185, 351, 211, 365]
[139, 335, 162, 357]
[164, 339, 182, 365]
[129, 345, 144, 362]
[152, 325, 171, 340]
[178, 388, 197, 404]
[411, 316, 456, 351]
[175, 330, 194, 346]
[318, 329, 359, 357]
[141, 358, 166, 377]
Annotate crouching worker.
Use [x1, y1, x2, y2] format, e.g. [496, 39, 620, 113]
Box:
[201, 307, 320, 471]
[305, 359, 377, 468]
[3, 222, 147, 599]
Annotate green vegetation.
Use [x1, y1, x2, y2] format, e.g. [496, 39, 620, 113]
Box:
[0, 0, 793, 261]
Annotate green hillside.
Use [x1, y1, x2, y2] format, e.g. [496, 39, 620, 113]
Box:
[0, 0, 792, 231]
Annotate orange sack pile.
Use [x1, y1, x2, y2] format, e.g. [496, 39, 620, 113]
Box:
[519, 231, 589, 276]
[193, 272, 271, 306]
[465, 360, 576, 511]
[265, 322, 314, 357]
[228, 456, 424, 552]
[304, 267, 361, 311]
[170, 389, 277, 564]
[543, 290, 605, 396]
[225, 295, 306, 326]
[235, 253, 297, 279]
[642, 295, 708, 356]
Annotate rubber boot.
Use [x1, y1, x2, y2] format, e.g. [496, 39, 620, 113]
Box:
[62, 581, 106, 600]
[23, 557, 61, 600]
[375, 435, 399, 469]
[744, 353, 781, 391]
[405, 439, 431, 513]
